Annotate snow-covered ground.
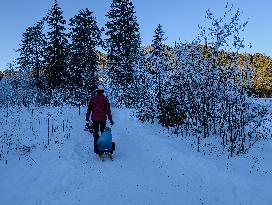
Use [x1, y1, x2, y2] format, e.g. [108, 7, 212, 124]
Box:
[1, 100, 272, 205]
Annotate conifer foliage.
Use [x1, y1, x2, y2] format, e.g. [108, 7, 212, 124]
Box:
[17, 19, 47, 88]
[133, 47, 157, 122]
[105, 0, 141, 107]
[149, 25, 173, 124]
[136, 25, 173, 123]
[69, 8, 102, 103]
[44, 0, 69, 91]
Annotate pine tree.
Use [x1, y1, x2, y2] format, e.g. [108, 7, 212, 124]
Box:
[17, 19, 47, 88]
[44, 0, 69, 91]
[148, 24, 172, 122]
[105, 0, 141, 107]
[69, 8, 102, 103]
[133, 47, 157, 122]
[17, 27, 32, 73]
[133, 47, 147, 96]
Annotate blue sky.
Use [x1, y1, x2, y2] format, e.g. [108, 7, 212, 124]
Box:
[0, 0, 271, 70]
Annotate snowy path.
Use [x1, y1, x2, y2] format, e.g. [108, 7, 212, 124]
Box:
[1, 108, 272, 205]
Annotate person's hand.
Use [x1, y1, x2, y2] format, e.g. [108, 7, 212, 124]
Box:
[110, 119, 114, 126]
[86, 120, 90, 127]
[84, 120, 90, 131]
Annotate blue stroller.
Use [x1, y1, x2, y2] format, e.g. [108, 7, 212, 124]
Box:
[97, 127, 115, 160]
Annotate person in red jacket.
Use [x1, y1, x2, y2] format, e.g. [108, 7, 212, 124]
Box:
[86, 85, 114, 155]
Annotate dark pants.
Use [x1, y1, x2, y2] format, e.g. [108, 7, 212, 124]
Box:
[92, 121, 106, 154]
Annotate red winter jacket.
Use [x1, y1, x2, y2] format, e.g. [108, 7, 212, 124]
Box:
[86, 93, 112, 122]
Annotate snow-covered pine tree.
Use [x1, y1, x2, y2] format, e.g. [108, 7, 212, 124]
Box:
[44, 0, 69, 92]
[17, 27, 32, 74]
[69, 8, 102, 105]
[132, 47, 156, 122]
[147, 24, 172, 125]
[105, 0, 141, 107]
[134, 47, 148, 98]
[17, 19, 47, 89]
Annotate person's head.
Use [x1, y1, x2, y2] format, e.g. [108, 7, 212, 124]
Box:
[96, 85, 104, 94]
